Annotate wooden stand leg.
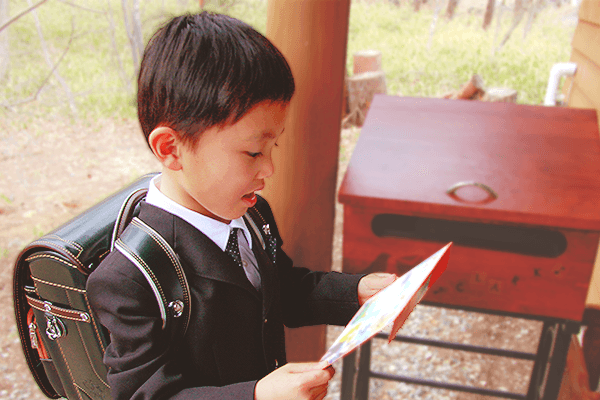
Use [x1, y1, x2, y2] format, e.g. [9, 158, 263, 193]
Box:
[583, 308, 600, 391]
[542, 323, 579, 400]
[527, 322, 580, 400]
[528, 322, 557, 400]
[341, 349, 358, 400]
[354, 340, 372, 400]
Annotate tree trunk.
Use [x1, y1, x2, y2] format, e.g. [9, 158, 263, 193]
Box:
[445, 0, 459, 20]
[121, 0, 144, 73]
[482, 0, 495, 30]
[414, 0, 421, 12]
[513, 0, 524, 20]
[105, 0, 132, 92]
[428, 0, 442, 49]
[495, 0, 525, 53]
[0, 0, 8, 83]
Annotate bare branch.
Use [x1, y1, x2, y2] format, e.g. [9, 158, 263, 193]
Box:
[56, 0, 104, 14]
[1, 21, 74, 109]
[11, 1, 79, 117]
[0, 0, 50, 34]
[493, 0, 533, 56]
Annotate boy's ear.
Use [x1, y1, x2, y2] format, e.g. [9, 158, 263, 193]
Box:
[148, 126, 183, 171]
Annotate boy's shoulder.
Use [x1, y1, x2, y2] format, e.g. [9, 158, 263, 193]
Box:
[87, 202, 176, 286]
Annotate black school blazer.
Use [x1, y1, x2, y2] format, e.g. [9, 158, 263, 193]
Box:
[87, 196, 363, 400]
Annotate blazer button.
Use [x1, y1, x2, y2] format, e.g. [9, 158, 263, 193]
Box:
[264, 318, 268, 324]
[274, 359, 279, 368]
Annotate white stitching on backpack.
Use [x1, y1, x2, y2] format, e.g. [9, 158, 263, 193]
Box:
[31, 276, 86, 293]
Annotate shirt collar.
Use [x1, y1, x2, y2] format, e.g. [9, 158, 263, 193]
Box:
[145, 174, 253, 251]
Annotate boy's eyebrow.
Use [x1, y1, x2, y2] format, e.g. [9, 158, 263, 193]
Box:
[250, 128, 285, 141]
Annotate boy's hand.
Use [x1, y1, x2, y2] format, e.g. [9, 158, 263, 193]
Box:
[358, 273, 397, 305]
[254, 361, 334, 400]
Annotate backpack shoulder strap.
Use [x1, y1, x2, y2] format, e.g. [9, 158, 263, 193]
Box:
[244, 208, 266, 250]
[245, 206, 277, 263]
[114, 217, 191, 340]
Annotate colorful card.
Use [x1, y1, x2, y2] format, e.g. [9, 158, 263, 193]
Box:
[320, 243, 452, 366]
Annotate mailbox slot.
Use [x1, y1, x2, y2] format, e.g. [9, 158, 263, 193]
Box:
[372, 214, 567, 258]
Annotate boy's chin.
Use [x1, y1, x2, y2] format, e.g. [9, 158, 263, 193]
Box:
[214, 206, 251, 223]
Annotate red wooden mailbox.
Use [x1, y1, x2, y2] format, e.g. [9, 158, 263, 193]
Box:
[338, 95, 600, 400]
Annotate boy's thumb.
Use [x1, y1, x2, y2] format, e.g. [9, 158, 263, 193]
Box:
[288, 361, 329, 373]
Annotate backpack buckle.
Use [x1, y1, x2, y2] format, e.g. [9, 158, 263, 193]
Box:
[45, 315, 67, 340]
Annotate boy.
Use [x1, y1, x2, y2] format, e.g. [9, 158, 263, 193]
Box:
[87, 11, 395, 400]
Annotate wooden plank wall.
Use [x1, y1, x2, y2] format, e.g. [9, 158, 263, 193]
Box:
[564, 0, 600, 309]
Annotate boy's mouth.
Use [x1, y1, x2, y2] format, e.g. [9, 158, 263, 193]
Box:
[242, 192, 257, 206]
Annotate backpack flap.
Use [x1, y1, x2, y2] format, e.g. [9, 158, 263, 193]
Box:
[13, 173, 158, 399]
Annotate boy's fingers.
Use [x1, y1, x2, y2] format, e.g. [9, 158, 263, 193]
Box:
[314, 391, 328, 400]
[308, 383, 328, 396]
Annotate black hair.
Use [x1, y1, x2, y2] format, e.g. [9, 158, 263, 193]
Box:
[137, 12, 295, 146]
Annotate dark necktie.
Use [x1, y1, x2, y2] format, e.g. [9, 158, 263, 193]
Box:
[225, 228, 243, 269]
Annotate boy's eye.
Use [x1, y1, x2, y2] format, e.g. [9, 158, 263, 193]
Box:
[247, 152, 261, 158]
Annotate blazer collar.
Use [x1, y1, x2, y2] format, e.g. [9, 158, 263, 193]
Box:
[138, 202, 260, 301]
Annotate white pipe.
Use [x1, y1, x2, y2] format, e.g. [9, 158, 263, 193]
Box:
[544, 62, 577, 106]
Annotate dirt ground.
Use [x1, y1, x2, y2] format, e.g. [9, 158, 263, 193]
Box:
[0, 116, 161, 399]
[0, 117, 544, 399]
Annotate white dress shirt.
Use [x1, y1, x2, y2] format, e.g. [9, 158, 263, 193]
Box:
[145, 175, 261, 290]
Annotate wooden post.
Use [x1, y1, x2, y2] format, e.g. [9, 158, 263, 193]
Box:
[264, 0, 351, 362]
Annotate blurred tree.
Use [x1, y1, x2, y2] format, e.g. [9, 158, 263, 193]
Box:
[27, 0, 77, 116]
[514, 0, 524, 19]
[446, 0, 459, 20]
[105, 0, 132, 93]
[414, 0, 422, 12]
[523, 0, 545, 39]
[0, 0, 8, 83]
[483, 0, 495, 30]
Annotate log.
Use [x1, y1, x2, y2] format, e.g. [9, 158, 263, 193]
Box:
[451, 74, 486, 100]
[346, 70, 387, 127]
[483, 87, 518, 103]
[353, 50, 383, 75]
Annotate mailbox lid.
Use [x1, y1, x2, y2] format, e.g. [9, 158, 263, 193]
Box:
[339, 95, 600, 231]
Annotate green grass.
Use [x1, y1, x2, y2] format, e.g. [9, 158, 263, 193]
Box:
[0, 0, 577, 124]
[0, 192, 13, 204]
[347, 1, 575, 104]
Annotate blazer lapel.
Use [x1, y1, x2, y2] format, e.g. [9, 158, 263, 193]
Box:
[139, 203, 260, 301]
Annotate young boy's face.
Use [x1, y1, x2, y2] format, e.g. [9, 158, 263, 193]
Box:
[173, 101, 288, 223]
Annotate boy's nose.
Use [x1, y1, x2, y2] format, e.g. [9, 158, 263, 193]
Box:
[257, 157, 275, 179]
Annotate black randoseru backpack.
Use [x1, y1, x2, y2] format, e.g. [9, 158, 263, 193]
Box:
[12, 173, 192, 399]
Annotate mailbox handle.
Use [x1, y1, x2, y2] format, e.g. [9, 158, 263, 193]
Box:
[446, 181, 498, 203]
